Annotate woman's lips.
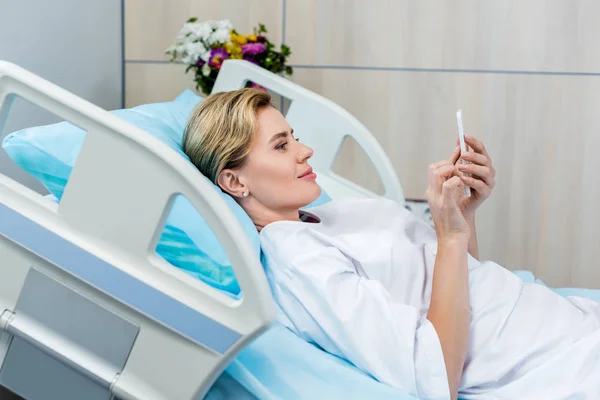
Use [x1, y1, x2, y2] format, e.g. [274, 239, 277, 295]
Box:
[298, 167, 316, 179]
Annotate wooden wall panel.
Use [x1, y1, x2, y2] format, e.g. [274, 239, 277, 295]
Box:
[124, 0, 600, 288]
[286, 0, 600, 72]
[291, 67, 600, 288]
[125, 63, 194, 107]
[125, 63, 287, 112]
[125, 0, 283, 60]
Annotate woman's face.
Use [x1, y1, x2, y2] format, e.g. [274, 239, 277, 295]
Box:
[235, 106, 321, 213]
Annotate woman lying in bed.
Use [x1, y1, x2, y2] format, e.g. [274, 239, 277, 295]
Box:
[183, 88, 600, 400]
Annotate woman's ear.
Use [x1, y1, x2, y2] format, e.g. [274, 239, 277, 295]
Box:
[217, 169, 248, 199]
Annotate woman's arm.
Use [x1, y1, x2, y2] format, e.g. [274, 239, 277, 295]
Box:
[425, 157, 472, 400]
[427, 238, 470, 400]
[465, 213, 479, 259]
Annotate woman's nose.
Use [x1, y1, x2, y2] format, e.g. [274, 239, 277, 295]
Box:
[298, 144, 313, 162]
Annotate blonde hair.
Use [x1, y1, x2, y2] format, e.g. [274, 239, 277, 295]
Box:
[183, 88, 272, 184]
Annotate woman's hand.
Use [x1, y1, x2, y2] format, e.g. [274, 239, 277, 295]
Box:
[426, 150, 470, 244]
[456, 135, 496, 217]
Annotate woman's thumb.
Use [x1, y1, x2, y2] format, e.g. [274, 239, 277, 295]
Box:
[442, 176, 463, 201]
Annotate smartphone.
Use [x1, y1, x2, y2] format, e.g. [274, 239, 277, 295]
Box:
[456, 110, 471, 198]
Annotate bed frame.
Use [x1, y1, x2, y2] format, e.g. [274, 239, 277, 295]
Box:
[0, 59, 404, 399]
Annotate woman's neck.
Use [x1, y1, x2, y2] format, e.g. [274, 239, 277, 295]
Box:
[244, 204, 301, 232]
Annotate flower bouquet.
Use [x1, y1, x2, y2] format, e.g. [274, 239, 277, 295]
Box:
[166, 19, 292, 95]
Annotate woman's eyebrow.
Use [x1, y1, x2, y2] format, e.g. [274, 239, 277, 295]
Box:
[268, 129, 293, 143]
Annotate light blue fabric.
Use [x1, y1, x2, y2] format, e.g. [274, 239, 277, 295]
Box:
[513, 270, 600, 302]
[3, 90, 330, 296]
[205, 270, 600, 399]
[221, 323, 408, 400]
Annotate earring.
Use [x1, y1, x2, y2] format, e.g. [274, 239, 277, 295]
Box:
[242, 191, 248, 197]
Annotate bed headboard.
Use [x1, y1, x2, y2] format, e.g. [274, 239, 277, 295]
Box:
[0, 60, 274, 400]
[212, 60, 405, 206]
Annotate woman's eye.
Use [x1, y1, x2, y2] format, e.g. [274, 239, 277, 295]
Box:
[276, 142, 287, 150]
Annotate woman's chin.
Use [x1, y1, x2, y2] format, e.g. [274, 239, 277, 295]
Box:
[301, 185, 324, 207]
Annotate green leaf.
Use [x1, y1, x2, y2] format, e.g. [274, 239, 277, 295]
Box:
[285, 66, 293, 75]
[186, 17, 198, 23]
[258, 23, 267, 33]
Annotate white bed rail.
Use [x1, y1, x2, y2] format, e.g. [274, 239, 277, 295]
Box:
[212, 59, 405, 205]
[0, 61, 275, 399]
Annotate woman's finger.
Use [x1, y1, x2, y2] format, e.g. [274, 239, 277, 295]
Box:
[461, 175, 490, 196]
[428, 160, 455, 195]
[431, 147, 461, 172]
[456, 138, 471, 153]
[429, 164, 457, 197]
[464, 135, 489, 156]
[430, 164, 457, 182]
[429, 157, 454, 171]
[461, 151, 491, 167]
[449, 146, 461, 164]
[457, 163, 494, 186]
[442, 176, 466, 204]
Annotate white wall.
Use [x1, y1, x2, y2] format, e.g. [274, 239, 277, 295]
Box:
[0, 0, 123, 193]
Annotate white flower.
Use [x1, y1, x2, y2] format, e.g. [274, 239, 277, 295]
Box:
[202, 63, 211, 77]
[200, 49, 212, 62]
[165, 44, 177, 54]
[180, 41, 207, 64]
[185, 41, 207, 55]
[207, 28, 230, 45]
[177, 22, 197, 40]
[191, 22, 213, 41]
[214, 19, 232, 30]
[178, 22, 213, 42]
[168, 19, 234, 63]
[181, 53, 197, 64]
[165, 43, 188, 60]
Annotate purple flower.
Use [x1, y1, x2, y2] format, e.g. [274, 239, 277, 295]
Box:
[242, 56, 259, 66]
[256, 35, 266, 43]
[250, 82, 267, 91]
[241, 42, 266, 56]
[209, 48, 229, 69]
[196, 58, 205, 67]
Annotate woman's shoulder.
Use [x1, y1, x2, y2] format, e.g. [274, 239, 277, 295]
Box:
[260, 216, 358, 283]
[307, 195, 399, 212]
[259, 221, 333, 276]
[260, 196, 405, 254]
[312, 196, 406, 222]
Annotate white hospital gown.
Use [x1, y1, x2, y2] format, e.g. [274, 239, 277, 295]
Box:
[260, 197, 600, 399]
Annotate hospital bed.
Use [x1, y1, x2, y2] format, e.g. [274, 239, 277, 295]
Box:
[0, 59, 598, 400]
[0, 59, 406, 400]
